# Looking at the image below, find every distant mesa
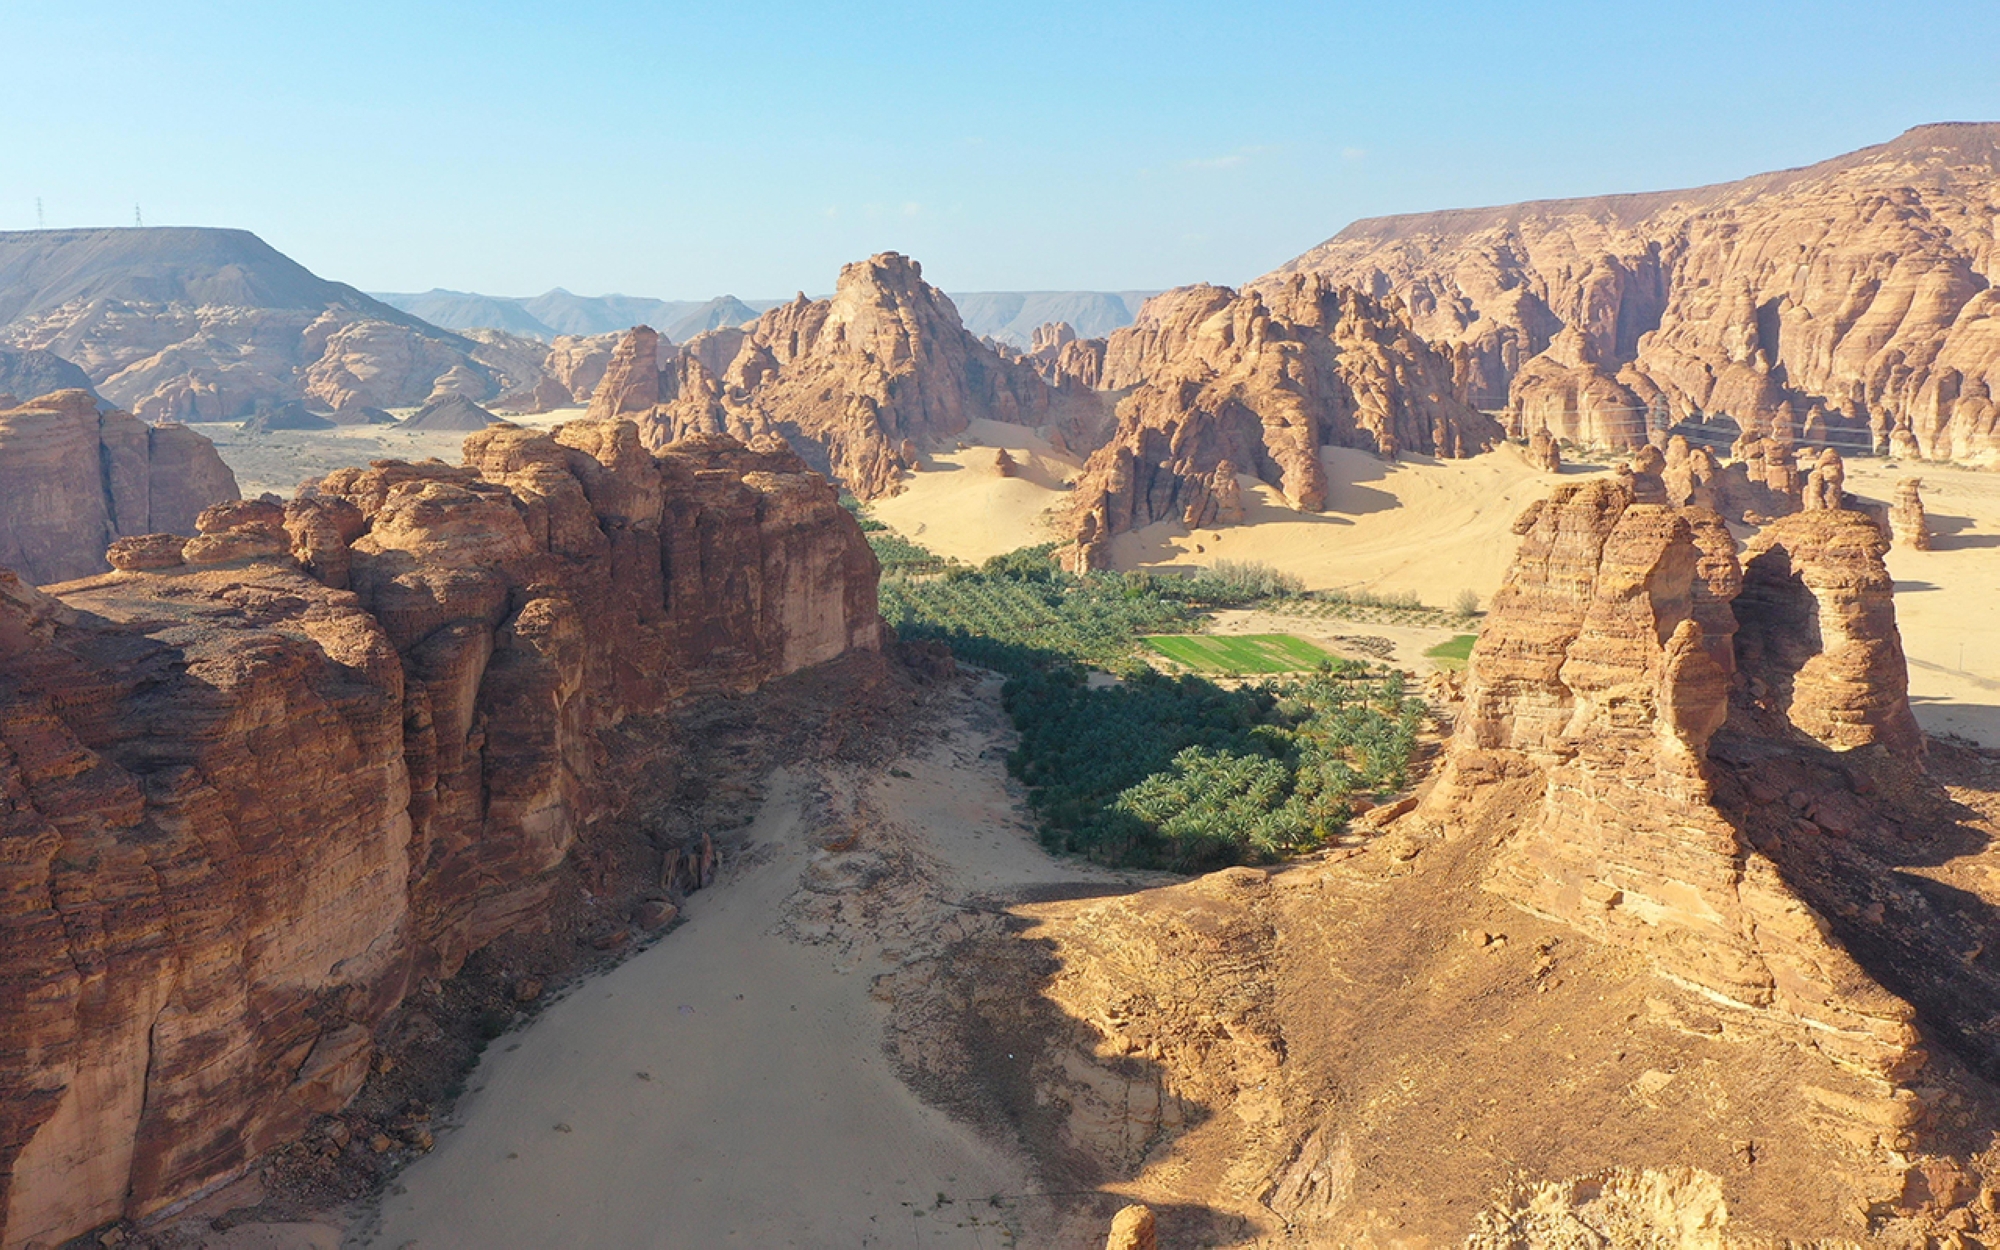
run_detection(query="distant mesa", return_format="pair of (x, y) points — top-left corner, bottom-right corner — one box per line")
(401, 393), (500, 431)
(0, 227), (568, 422)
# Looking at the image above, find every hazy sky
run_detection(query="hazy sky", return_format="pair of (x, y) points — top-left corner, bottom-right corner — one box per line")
(6, 1), (1998, 299)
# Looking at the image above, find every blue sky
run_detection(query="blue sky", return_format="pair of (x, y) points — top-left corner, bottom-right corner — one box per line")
(4, 1), (1997, 298)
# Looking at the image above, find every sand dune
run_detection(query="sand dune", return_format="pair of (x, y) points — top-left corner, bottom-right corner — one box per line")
(867, 419), (1081, 562)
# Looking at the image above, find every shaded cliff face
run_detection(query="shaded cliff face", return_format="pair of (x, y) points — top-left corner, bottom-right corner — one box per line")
(1435, 479), (1973, 1137)
(0, 389), (238, 584)
(1059, 275), (1502, 566)
(0, 419), (880, 1246)
(1269, 123), (2000, 461)
(588, 253), (1100, 500)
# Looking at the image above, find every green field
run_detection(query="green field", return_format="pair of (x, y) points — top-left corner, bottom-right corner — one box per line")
(1424, 634), (1478, 669)
(1143, 633), (1335, 674)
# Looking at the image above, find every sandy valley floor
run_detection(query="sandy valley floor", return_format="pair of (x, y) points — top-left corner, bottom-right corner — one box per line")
(353, 678), (1133, 1249)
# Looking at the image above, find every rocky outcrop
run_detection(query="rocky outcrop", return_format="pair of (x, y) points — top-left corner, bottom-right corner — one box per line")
(1269, 123), (2000, 461)
(544, 332), (622, 404)
(0, 389), (239, 584)
(1435, 478), (1933, 1143)
(1057, 276), (1501, 566)
(593, 254), (1098, 500)
(1891, 477), (1932, 549)
(584, 325), (664, 420)
(0, 419), (881, 1246)
(1527, 426), (1562, 472)
(1105, 1205), (1158, 1250)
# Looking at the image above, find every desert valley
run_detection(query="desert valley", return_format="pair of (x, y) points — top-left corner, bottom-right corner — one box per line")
(7, 62), (2000, 1250)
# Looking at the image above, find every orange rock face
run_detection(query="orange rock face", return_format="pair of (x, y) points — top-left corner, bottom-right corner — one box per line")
(0, 419), (881, 1245)
(0, 389), (239, 584)
(1270, 123), (2000, 461)
(1058, 276), (1501, 565)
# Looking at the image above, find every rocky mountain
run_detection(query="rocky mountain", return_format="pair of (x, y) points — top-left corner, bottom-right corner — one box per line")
(1058, 275), (1503, 567)
(372, 289), (778, 343)
(0, 229), (547, 420)
(377, 287), (1152, 350)
(1265, 122), (2000, 462)
(588, 252), (1100, 498)
(950, 290), (1156, 347)
(0, 419), (881, 1246)
(0, 389), (238, 584)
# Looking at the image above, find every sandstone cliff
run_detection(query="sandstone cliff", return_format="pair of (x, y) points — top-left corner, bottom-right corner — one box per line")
(0, 389), (239, 584)
(0, 418), (880, 1246)
(1268, 123), (2000, 462)
(586, 253), (1099, 500)
(1058, 276), (1501, 566)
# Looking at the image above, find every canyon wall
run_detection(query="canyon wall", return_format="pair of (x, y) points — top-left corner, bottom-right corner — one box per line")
(1059, 275), (1502, 567)
(1269, 123), (2000, 461)
(0, 389), (238, 585)
(0, 419), (880, 1247)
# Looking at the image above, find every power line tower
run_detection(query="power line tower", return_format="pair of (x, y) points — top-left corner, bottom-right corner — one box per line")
(36, 197), (44, 229)
(134, 204), (143, 228)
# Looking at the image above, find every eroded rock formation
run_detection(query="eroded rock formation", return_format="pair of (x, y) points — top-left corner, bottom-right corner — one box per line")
(0, 389), (239, 584)
(586, 254), (1095, 501)
(1057, 276), (1501, 567)
(0, 419), (881, 1246)
(1892, 477), (1933, 549)
(1527, 426), (1562, 472)
(1442, 480), (1932, 1119)
(1269, 122), (2000, 461)
(937, 474), (1994, 1243)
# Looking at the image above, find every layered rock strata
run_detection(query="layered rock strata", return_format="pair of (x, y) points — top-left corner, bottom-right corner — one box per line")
(0, 419), (880, 1246)
(0, 389), (239, 584)
(1270, 123), (2000, 460)
(1435, 478), (1932, 1135)
(1058, 277), (1501, 567)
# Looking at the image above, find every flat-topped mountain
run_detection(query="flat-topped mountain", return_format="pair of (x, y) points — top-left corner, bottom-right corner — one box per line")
(1264, 122), (2000, 461)
(0, 227), (428, 329)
